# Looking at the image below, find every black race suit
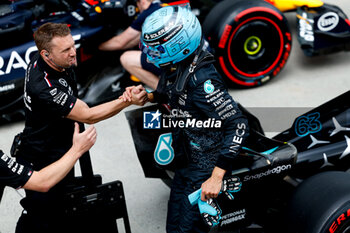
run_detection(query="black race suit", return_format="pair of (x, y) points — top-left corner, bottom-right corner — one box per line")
(153, 48), (249, 233)
(15, 53), (77, 233)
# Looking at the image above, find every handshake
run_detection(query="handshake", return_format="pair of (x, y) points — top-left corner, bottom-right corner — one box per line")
(119, 85), (149, 106)
(188, 177), (242, 227)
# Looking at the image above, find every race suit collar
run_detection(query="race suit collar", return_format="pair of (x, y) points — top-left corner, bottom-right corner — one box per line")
(173, 40), (215, 94)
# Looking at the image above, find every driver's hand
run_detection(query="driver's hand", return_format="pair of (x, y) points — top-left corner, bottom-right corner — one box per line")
(130, 85), (148, 106)
(119, 86), (135, 102)
(201, 175), (222, 201)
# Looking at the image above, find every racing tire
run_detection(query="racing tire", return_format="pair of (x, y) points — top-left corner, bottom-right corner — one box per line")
(203, 0), (292, 87)
(286, 171), (350, 233)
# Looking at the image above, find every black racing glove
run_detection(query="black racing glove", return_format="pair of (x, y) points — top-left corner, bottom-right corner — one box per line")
(188, 189), (222, 228)
(221, 177), (242, 201)
(200, 198), (222, 227)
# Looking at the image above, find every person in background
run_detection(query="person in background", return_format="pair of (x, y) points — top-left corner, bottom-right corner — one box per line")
(99, 0), (163, 90)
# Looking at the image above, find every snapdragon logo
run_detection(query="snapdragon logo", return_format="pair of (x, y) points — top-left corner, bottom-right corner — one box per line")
(243, 164), (292, 182)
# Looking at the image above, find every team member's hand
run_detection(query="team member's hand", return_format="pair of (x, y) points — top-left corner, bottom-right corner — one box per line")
(130, 85), (148, 106)
(120, 86), (135, 102)
(120, 85), (148, 105)
(72, 123), (97, 156)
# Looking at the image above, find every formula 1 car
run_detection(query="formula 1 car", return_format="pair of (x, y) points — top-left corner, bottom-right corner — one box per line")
(0, 0), (349, 121)
(202, 0), (350, 87)
(125, 90), (350, 233)
(0, 0), (141, 123)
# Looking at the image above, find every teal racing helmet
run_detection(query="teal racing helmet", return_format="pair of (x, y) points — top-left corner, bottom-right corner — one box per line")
(141, 5), (202, 68)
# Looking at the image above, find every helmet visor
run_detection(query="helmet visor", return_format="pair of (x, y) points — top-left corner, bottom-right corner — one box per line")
(140, 43), (166, 61)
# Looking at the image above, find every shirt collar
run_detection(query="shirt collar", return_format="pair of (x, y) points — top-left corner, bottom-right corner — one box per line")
(37, 54), (65, 79)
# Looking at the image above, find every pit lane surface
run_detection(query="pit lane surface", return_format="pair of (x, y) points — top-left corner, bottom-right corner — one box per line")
(0, 0), (349, 232)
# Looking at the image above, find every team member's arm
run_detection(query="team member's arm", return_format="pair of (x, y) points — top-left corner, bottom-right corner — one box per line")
(23, 123), (96, 192)
(98, 27), (141, 51)
(67, 85), (147, 124)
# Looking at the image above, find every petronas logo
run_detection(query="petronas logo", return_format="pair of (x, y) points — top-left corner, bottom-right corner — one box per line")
(154, 133), (174, 165)
(204, 80), (214, 94)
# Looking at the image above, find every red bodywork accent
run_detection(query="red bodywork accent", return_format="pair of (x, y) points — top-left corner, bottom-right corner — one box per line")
(167, 0), (190, 6)
(227, 16), (284, 78)
(80, 48), (92, 63)
(346, 19), (350, 26)
(85, 0), (99, 6)
(235, 7), (283, 22)
(264, 0), (275, 5)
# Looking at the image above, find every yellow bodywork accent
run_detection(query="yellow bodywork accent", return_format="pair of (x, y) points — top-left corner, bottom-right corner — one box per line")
(130, 75), (141, 82)
(95, 6), (102, 13)
(266, 0), (324, 12)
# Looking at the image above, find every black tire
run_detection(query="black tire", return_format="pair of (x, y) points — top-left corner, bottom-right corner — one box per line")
(286, 171), (350, 233)
(203, 0), (292, 88)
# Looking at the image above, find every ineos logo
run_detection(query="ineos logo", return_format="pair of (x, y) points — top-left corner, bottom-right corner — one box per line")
(317, 12), (339, 32)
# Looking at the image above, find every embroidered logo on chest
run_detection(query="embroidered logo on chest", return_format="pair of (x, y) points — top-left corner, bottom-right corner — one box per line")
(59, 78), (68, 87)
(178, 93), (187, 106)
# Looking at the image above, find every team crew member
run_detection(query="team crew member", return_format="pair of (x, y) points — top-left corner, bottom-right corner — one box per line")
(15, 22), (147, 233)
(99, 0), (162, 90)
(125, 6), (250, 232)
(0, 123), (96, 199)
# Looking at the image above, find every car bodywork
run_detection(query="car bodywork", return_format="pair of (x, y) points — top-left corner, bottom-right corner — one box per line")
(0, 0), (350, 120)
(125, 90), (350, 231)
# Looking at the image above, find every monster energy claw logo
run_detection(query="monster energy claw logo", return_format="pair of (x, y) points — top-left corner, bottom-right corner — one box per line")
(204, 80), (215, 94)
(154, 133), (174, 165)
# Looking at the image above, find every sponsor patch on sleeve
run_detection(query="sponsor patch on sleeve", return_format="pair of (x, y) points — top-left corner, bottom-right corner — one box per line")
(204, 80), (215, 94)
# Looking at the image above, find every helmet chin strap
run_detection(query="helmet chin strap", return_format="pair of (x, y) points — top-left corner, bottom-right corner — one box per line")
(174, 39), (215, 94)
(189, 39), (209, 72)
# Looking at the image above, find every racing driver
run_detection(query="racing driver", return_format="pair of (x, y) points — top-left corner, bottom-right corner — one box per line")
(124, 6), (250, 232)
